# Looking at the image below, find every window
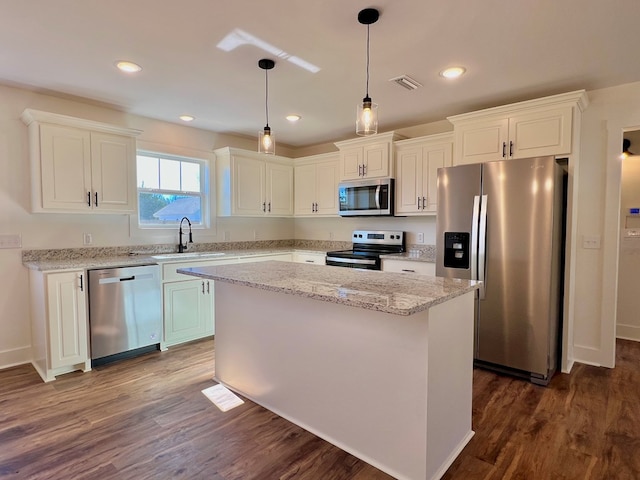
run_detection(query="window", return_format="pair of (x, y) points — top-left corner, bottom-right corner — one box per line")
(136, 152), (209, 227)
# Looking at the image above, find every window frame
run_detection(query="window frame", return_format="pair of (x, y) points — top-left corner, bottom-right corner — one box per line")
(135, 150), (211, 229)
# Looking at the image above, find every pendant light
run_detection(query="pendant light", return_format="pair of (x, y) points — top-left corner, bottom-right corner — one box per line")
(356, 8), (380, 136)
(258, 58), (275, 154)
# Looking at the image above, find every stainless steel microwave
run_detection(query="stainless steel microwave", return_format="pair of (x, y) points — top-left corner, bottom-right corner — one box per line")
(338, 177), (394, 216)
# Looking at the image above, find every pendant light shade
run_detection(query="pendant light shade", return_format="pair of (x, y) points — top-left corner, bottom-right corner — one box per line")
(356, 8), (380, 136)
(258, 58), (275, 154)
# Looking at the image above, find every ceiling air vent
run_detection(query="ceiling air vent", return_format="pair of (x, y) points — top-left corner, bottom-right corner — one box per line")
(389, 75), (422, 91)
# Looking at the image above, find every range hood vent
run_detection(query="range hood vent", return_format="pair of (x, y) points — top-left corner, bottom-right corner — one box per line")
(389, 75), (422, 91)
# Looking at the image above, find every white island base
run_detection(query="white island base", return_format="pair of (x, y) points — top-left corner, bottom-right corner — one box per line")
(213, 282), (475, 480)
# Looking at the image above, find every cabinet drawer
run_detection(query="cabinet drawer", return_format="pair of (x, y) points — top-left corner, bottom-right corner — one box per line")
(293, 253), (326, 265)
(382, 259), (436, 276)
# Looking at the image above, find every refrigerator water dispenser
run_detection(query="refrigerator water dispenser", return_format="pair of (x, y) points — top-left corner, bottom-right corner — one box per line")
(443, 232), (470, 269)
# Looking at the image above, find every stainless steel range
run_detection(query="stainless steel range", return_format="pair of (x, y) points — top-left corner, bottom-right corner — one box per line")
(326, 230), (405, 270)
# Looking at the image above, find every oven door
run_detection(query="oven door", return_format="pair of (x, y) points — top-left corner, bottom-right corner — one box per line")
(325, 252), (380, 270)
(338, 178), (394, 216)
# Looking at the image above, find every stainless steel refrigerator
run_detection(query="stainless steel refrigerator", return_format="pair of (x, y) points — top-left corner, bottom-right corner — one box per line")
(436, 156), (564, 385)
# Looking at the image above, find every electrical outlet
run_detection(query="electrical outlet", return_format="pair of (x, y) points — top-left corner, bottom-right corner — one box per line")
(83, 233), (93, 245)
(253, 230), (259, 241)
(223, 231), (230, 241)
(582, 235), (601, 249)
(417, 232), (424, 244)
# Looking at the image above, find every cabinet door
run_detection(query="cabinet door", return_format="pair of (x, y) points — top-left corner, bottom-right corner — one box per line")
(294, 164), (316, 215)
(90, 132), (136, 212)
(46, 271), (88, 369)
(40, 124), (92, 211)
(395, 147), (422, 214)
(453, 118), (509, 165)
(163, 279), (213, 347)
(363, 141), (390, 177)
(233, 156), (266, 215)
(266, 162), (294, 216)
(340, 147), (363, 180)
(314, 160), (339, 215)
(423, 142), (452, 212)
(508, 106), (572, 158)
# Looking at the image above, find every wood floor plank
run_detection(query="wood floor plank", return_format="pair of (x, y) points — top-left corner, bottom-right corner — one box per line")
(1, 338), (639, 479)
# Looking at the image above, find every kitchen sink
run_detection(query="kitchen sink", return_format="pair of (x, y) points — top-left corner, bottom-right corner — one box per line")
(151, 252), (226, 260)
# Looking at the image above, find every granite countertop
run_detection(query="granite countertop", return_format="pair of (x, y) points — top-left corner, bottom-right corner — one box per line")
(22, 248), (327, 271)
(178, 261), (479, 316)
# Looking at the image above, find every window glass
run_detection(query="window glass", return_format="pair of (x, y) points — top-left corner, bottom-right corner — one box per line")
(136, 152), (207, 227)
(136, 155), (159, 189)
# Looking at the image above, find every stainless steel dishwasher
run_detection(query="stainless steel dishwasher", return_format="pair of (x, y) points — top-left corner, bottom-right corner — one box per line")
(88, 264), (162, 364)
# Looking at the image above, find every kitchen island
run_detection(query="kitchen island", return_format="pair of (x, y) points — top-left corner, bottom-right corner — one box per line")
(178, 261), (479, 480)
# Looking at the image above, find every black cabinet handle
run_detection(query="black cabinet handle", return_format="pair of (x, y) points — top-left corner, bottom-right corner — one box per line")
(202, 281), (205, 294)
(262, 202), (266, 212)
(206, 281), (210, 294)
(268, 202), (271, 212)
(502, 142), (507, 158)
(79, 274), (84, 291)
(509, 141), (514, 157)
(94, 191), (99, 207)
(87, 191), (91, 207)
(402, 269), (416, 273)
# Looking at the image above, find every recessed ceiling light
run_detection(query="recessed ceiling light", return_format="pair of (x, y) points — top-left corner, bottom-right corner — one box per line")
(286, 114), (301, 122)
(440, 66), (466, 79)
(115, 61), (142, 73)
(179, 115), (195, 122)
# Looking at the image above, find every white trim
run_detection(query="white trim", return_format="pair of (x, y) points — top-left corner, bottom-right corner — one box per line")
(0, 345), (32, 370)
(616, 324), (640, 342)
(573, 344), (604, 367)
(20, 109), (142, 136)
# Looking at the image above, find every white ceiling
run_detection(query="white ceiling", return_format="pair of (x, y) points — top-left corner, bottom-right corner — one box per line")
(2, 0), (640, 149)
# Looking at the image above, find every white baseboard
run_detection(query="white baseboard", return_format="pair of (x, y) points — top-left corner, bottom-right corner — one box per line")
(572, 344), (603, 367)
(616, 324), (640, 342)
(0, 345), (32, 370)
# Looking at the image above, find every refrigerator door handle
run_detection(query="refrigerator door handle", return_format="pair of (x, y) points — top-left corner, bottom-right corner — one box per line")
(478, 194), (489, 299)
(471, 195), (481, 281)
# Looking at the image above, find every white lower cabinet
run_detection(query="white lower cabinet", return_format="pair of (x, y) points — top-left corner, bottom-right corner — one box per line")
(163, 279), (214, 347)
(161, 257), (238, 347)
(382, 259), (436, 276)
(29, 269), (90, 382)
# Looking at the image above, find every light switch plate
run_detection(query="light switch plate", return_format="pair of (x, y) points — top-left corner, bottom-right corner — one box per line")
(0, 234), (22, 249)
(582, 235), (601, 249)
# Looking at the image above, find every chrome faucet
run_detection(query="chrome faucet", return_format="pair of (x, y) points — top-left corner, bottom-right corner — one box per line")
(178, 216), (193, 253)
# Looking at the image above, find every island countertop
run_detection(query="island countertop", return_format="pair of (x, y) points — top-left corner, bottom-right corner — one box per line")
(178, 261), (479, 316)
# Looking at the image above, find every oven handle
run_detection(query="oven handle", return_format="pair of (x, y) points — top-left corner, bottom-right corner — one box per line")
(375, 185), (381, 209)
(326, 256), (377, 265)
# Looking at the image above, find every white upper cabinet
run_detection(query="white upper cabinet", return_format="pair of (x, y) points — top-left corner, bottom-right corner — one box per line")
(448, 91), (589, 166)
(214, 147), (294, 217)
(294, 153), (339, 216)
(21, 109), (141, 213)
(335, 131), (405, 180)
(395, 133), (453, 215)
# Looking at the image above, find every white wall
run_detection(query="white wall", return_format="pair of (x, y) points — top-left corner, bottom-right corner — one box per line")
(573, 81), (640, 367)
(3, 80), (640, 372)
(0, 84), (295, 368)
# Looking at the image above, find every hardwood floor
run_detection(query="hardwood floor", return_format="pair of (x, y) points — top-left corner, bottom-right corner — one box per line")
(1, 338), (639, 480)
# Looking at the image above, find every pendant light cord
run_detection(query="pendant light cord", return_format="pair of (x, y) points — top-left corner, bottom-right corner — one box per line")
(265, 68), (270, 127)
(365, 24), (370, 98)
